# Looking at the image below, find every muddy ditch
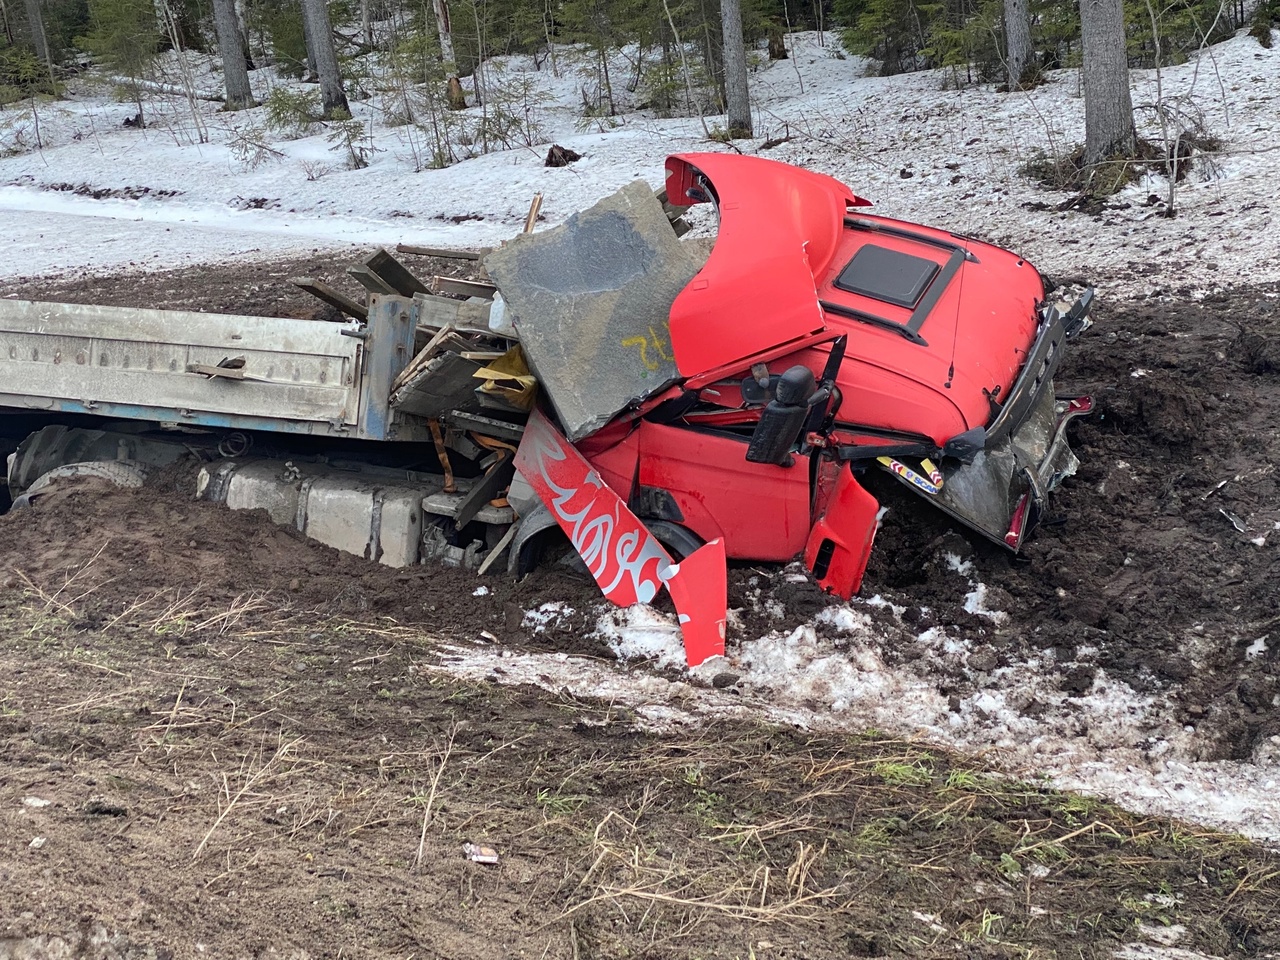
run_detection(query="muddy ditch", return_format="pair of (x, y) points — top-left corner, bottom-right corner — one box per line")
(2, 260), (1280, 957)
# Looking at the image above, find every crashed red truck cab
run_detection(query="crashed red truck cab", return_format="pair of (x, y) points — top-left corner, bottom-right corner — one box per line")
(506, 154), (1093, 663)
(0, 153), (1092, 670)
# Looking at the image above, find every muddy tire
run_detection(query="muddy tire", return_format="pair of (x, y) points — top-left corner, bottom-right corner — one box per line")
(11, 460), (151, 510)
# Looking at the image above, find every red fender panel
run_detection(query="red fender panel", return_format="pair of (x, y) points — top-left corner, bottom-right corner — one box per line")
(636, 421), (811, 562)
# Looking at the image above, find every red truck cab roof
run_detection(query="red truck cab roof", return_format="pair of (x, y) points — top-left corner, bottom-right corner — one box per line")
(664, 153), (1046, 444)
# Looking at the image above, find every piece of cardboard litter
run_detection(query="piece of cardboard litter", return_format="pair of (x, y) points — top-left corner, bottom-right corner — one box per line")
(463, 842), (499, 864)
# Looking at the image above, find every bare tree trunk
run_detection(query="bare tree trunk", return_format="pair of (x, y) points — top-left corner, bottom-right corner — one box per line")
(1003, 0), (1031, 89)
(234, 0), (255, 70)
(432, 0), (454, 66)
(213, 0), (254, 109)
(431, 0), (466, 109)
(301, 0), (349, 117)
(300, 4), (318, 80)
(1080, 0), (1136, 166)
(22, 0), (54, 79)
(720, 0), (752, 137)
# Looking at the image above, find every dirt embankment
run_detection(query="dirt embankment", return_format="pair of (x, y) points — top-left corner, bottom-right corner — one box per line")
(0, 481), (1277, 959)
(862, 285), (1280, 763)
(2, 261), (1279, 958)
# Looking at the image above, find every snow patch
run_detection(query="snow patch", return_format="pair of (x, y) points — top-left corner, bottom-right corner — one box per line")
(522, 602), (574, 634)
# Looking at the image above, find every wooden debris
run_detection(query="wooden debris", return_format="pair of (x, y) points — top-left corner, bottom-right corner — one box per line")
(392, 323), (457, 396)
(523, 193), (543, 233)
(390, 353), (484, 419)
(430, 277), (498, 300)
(354, 248), (430, 298)
(445, 410), (524, 443)
(347, 264), (399, 296)
(475, 523), (518, 576)
(290, 277), (368, 321)
(413, 293), (493, 336)
(396, 244), (489, 261)
(453, 451), (515, 530)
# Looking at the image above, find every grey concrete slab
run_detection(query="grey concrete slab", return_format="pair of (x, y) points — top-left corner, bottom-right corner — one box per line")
(485, 181), (700, 441)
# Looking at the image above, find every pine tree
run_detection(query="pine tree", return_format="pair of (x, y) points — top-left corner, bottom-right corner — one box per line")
(212, 0), (253, 108)
(23, 0), (53, 77)
(300, 0), (348, 117)
(78, 0), (160, 119)
(1003, 0), (1030, 87)
(721, 0), (751, 136)
(1080, 0), (1136, 167)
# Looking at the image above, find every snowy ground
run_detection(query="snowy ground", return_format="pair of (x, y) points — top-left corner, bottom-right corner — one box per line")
(1, 30), (1277, 295)
(3, 30), (1280, 850)
(469, 567), (1280, 846)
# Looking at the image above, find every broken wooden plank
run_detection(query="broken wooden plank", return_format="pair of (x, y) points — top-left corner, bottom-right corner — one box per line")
(362, 248), (430, 297)
(290, 277), (368, 321)
(389, 352), (484, 419)
(431, 276), (498, 300)
(396, 244), (490, 261)
(347, 264), (399, 296)
(413, 292), (493, 333)
(453, 451), (515, 530)
(523, 193), (543, 234)
(444, 410), (525, 443)
(391, 323), (456, 396)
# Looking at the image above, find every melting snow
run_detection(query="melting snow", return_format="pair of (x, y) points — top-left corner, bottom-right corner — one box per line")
(521, 602), (574, 634)
(496, 588), (1280, 843)
(3, 33), (1278, 301)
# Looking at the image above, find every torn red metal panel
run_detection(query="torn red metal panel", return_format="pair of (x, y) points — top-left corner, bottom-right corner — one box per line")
(574, 421), (640, 501)
(664, 154), (868, 377)
(514, 409), (726, 665)
(803, 464), (880, 600)
(515, 410), (667, 606)
(663, 538), (727, 667)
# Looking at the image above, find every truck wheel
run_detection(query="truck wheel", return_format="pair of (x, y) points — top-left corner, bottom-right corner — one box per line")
(644, 520), (703, 561)
(10, 460), (151, 510)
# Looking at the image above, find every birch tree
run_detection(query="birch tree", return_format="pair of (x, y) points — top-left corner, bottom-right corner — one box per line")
(300, 0), (348, 117)
(1003, 0), (1031, 89)
(721, 0), (752, 137)
(212, 0), (254, 109)
(431, 0), (466, 109)
(1080, 0), (1136, 165)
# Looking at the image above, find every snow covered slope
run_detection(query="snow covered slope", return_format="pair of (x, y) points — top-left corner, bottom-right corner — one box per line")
(2, 30), (1277, 298)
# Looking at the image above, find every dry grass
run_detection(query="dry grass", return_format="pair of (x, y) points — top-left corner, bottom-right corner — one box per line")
(0, 574), (1277, 959)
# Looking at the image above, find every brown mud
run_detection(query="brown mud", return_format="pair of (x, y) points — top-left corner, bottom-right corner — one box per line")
(1, 262), (1279, 958)
(863, 285), (1280, 763)
(6, 261), (1280, 761)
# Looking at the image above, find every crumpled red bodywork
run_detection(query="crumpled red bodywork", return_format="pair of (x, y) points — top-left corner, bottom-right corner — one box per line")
(664, 153), (1045, 445)
(515, 154), (1091, 666)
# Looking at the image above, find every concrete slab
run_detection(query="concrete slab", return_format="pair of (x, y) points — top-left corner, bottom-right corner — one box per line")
(485, 181), (700, 441)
